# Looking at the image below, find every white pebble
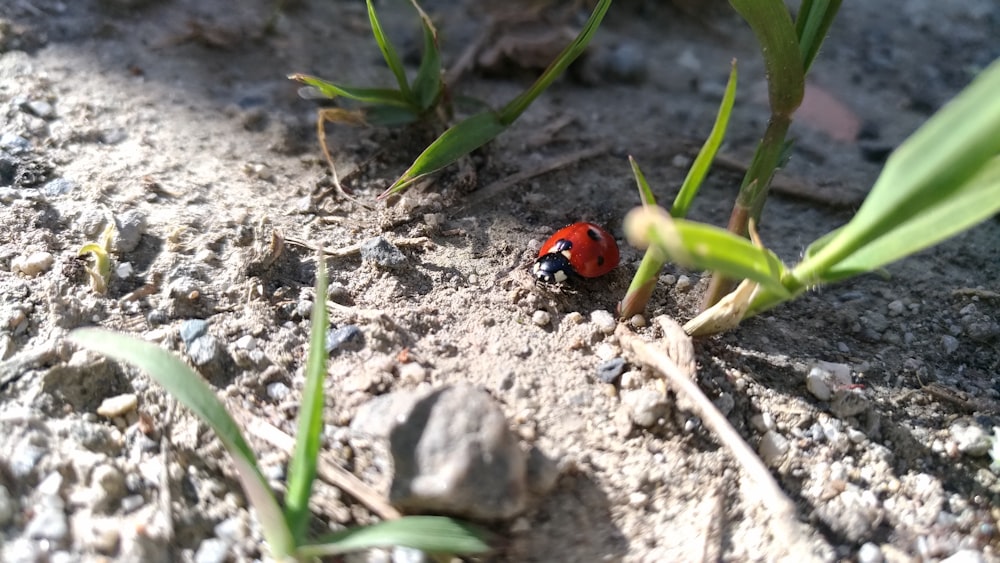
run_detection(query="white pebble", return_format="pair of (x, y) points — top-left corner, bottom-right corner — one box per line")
(758, 430), (789, 467)
(398, 362), (427, 384)
(531, 310), (551, 327)
(590, 310), (617, 335)
(115, 262), (133, 278)
(806, 361), (851, 401)
(12, 251), (54, 277)
(96, 394), (138, 418)
(675, 275), (692, 292)
(563, 311), (584, 325)
(629, 314), (646, 327)
(235, 335), (256, 351)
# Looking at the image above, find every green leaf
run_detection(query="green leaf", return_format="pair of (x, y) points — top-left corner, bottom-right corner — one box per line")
(67, 329), (295, 558)
(795, 0), (842, 73)
(284, 255), (330, 541)
(409, 0), (442, 111)
(799, 57), (1000, 278)
(366, 0), (412, 98)
(290, 74), (414, 109)
(365, 105), (424, 127)
(498, 0), (611, 124)
(728, 0), (803, 116)
(297, 516), (493, 557)
(629, 156), (657, 207)
(380, 111), (508, 198)
(624, 207), (790, 296)
(816, 155), (1000, 282)
(671, 60), (737, 219)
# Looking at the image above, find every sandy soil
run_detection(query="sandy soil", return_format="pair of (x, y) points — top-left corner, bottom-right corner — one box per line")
(1, 0), (998, 561)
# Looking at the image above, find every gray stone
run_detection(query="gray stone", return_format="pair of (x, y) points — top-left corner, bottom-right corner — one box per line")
(26, 501), (69, 542)
(194, 538), (230, 563)
(11, 251), (54, 277)
(0, 484), (15, 526)
(623, 389), (668, 428)
(42, 178), (75, 196)
(361, 237), (406, 269)
(858, 542), (883, 563)
(326, 325), (364, 353)
(596, 357), (626, 384)
(758, 430), (790, 467)
(179, 319), (208, 344)
(113, 210), (147, 253)
(186, 335), (219, 366)
(386, 384), (528, 520)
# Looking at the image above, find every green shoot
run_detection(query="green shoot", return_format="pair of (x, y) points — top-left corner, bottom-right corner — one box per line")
(78, 222), (116, 295)
(621, 57), (1000, 336)
(68, 254), (492, 559)
(618, 62), (737, 318)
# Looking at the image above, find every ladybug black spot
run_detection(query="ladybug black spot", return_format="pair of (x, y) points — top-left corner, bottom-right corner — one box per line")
(586, 227), (601, 241)
(597, 255), (605, 266)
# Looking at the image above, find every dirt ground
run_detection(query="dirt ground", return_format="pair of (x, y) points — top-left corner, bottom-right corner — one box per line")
(1, 0), (999, 561)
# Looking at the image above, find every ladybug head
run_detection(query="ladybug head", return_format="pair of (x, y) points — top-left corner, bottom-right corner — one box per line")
(532, 252), (573, 283)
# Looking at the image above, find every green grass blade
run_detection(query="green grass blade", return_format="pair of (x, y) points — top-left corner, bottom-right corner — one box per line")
(629, 156), (657, 206)
(498, 0), (611, 124)
(814, 156), (1000, 282)
(728, 0), (803, 116)
(366, 0), (412, 98)
(409, 0), (442, 111)
(671, 60), (737, 219)
(624, 207), (790, 296)
(296, 516), (493, 557)
(380, 111), (508, 198)
(284, 256), (330, 541)
(67, 329), (295, 557)
(798, 57), (1000, 278)
(795, 0), (842, 72)
(290, 74), (414, 109)
(365, 105), (424, 127)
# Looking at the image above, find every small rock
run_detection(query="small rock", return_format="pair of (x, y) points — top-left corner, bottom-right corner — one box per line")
(42, 178), (75, 196)
(361, 237), (407, 269)
(186, 335), (219, 366)
(941, 334), (960, 355)
(531, 310), (550, 327)
(857, 542), (883, 563)
(887, 300), (905, 316)
(23, 100), (54, 118)
(266, 382), (291, 401)
(940, 551), (985, 563)
(385, 385), (530, 520)
(806, 361), (852, 402)
(11, 251), (54, 277)
(0, 133), (31, 153)
(590, 310), (616, 335)
(623, 389), (668, 428)
(398, 362), (427, 385)
(596, 357), (626, 384)
(950, 424), (991, 456)
(629, 314), (646, 327)
(116, 262), (133, 278)
(120, 494), (145, 513)
(26, 502), (69, 542)
(830, 389), (870, 419)
(179, 319), (208, 345)
(758, 430), (790, 466)
(96, 394), (138, 418)
(675, 275), (693, 292)
(235, 335), (256, 350)
(326, 325), (364, 353)
(619, 370), (643, 390)
(750, 412), (775, 433)
(113, 210), (147, 253)
(87, 521), (121, 555)
(194, 538), (230, 563)
(601, 42), (646, 84)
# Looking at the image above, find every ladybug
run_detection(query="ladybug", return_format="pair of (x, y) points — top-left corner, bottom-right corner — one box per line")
(532, 222), (620, 283)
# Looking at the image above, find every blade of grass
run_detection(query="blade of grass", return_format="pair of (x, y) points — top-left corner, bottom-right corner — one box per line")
(795, 0), (843, 73)
(671, 60), (738, 219)
(379, 111), (508, 198)
(729, 0), (803, 117)
(617, 158), (663, 318)
(68, 329), (294, 557)
(498, 0), (611, 124)
(284, 255), (330, 541)
(296, 516), (493, 558)
(630, 156), (657, 207)
(290, 74), (414, 109)
(410, 0), (442, 111)
(366, 0), (412, 99)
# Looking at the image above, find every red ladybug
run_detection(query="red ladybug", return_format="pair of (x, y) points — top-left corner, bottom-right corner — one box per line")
(532, 222), (620, 283)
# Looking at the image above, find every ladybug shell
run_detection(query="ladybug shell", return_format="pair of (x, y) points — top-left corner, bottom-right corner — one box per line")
(533, 222), (620, 282)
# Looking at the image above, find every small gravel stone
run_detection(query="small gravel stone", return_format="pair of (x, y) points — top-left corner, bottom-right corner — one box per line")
(113, 209), (147, 253)
(42, 178), (75, 196)
(326, 325), (364, 353)
(266, 382), (291, 401)
(179, 319), (208, 345)
(399, 362), (427, 384)
(563, 311), (584, 325)
(806, 361), (852, 402)
(23, 99), (54, 118)
(531, 310), (551, 327)
(194, 538), (230, 563)
(596, 357), (626, 384)
(675, 275), (693, 292)
(120, 494), (145, 513)
(623, 389), (668, 428)
(941, 551), (985, 563)
(235, 335), (256, 350)
(361, 237), (407, 268)
(887, 300), (905, 316)
(758, 430), (790, 466)
(629, 314), (646, 327)
(603, 42), (647, 84)
(392, 546), (428, 563)
(590, 310), (616, 335)
(96, 393), (138, 418)
(11, 251), (54, 277)
(26, 502), (69, 542)
(187, 334), (219, 366)
(857, 542), (883, 563)
(750, 412), (775, 433)
(950, 424), (991, 456)
(941, 334), (960, 354)
(830, 389), (870, 419)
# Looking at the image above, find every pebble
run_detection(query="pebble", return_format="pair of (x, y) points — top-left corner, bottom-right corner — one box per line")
(235, 334), (256, 350)
(326, 325), (364, 353)
(602, 42), (647, 84)
(623, 389), (668, 428)
(531, 310), (551, 327)
(629, 314), (646, 328)
(619, 370), (643, 390)
(675, 275), (693, 292)
(857, 542), (883, 563)
(758, 430), (790, 466)
(42, 178), (75, 196)
(11, 251), (54, 277)
(941, 551), (985, 563)
(596, 357), (626, 384)
(950, 424), (991, 456)
(26, 501), (69, 543)
(563, 311), (584, 325)
(116, 262), (133, 278)
(750, 412), (775, 433)
(194, 538), (230, 563)
(96, 393), (138, 418)
(10, 436), (47, 478)
(887, 300), (905, 316)
(398, 362), (427, 384)
(120, 494), (145, 513)
(0, 132), (31, 152)
(266, 382), (291, 401)
(392, 546), (428, 563)
(179, 319), (208, 345)
(186, 335), (219, 366)
(0, 484), (14, 526)
(590, 310), (616, 335)
(830, 389), (870, 419)
(806, 361), (852, 402)
(23, 99), (54, 118)
(112, 210), (147, 253)
(360, 237), (407, 269)
(941, 334), (960, 355)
